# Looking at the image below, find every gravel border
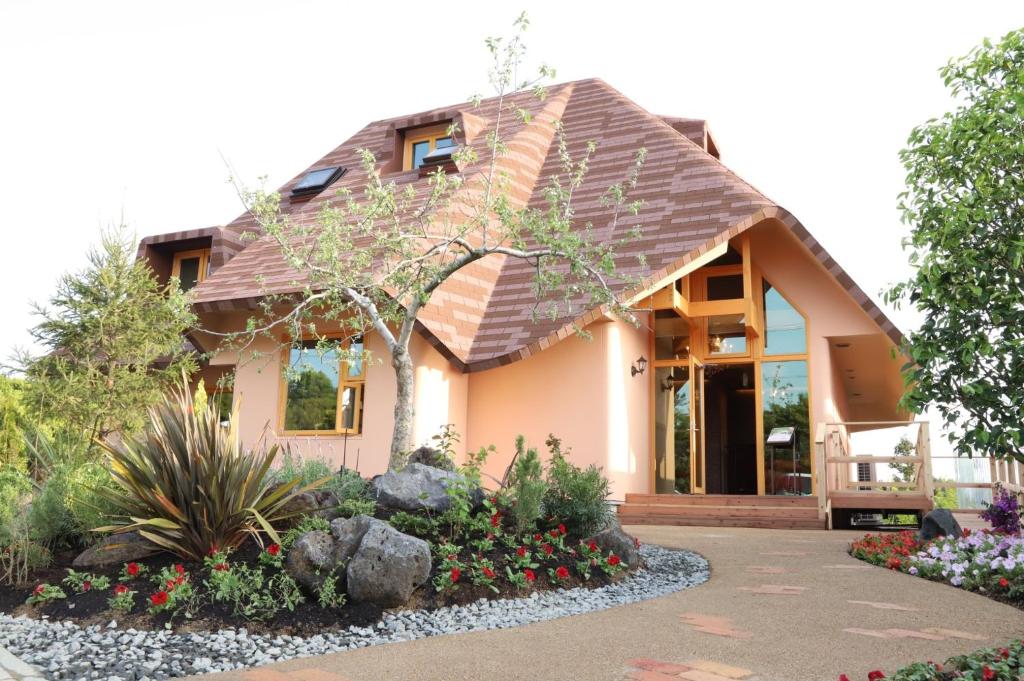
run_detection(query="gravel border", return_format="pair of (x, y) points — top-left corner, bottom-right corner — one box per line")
(0, 545), (708, 681)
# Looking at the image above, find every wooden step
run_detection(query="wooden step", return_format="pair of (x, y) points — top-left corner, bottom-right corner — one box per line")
(618, 512), (827, 530)
(623, 493), (818, 508)
(618, 504), (820, 520)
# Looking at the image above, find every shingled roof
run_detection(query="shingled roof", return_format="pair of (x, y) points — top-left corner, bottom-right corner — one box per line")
(186, 78), (900, 371)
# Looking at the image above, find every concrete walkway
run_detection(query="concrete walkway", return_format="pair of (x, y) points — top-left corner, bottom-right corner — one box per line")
(194, 526), (1024, 681)
(0, 645), (44, 681)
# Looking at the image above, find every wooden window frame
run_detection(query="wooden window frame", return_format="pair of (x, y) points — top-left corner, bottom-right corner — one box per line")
(278, 336), (367, 436)
(171, 249), (210, 289)
(402, 123), (453, 171)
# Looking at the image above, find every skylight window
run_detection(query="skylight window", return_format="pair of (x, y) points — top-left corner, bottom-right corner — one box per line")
(290, 166), (346, 197)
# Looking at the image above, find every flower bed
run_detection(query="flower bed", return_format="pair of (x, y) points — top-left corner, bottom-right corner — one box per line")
(849, 529), (1023, 607)
(838, 638), (1024, 680)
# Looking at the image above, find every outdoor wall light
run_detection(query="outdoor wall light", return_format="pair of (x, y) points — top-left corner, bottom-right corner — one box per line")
(631, 355), (648, 377)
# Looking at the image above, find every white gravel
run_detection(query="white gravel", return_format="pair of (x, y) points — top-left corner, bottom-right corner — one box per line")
(0, 545), (708, 681)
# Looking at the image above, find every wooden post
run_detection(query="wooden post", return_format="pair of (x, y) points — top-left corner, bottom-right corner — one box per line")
(919, 421), (935, 505)
(815, 423), (828, 521)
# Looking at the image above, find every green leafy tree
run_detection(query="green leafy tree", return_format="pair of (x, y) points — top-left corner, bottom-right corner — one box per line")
(886, 29), (1024, 462)
(889, 436), (917, 483)
(0, 376), (28, 468)
(16, 228), (197, 447)
(222, 15), (647, 469)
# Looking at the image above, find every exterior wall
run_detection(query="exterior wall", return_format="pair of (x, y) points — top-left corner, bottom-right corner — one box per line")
(749, 220), (888, 434)
(466, 315), (651, 501)
(207, 325), (468, 478)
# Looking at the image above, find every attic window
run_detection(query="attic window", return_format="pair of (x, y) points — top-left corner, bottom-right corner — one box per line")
(172, 249), (210, 292)
(291, 166), (346, 197)
(403, 124), (455, 170)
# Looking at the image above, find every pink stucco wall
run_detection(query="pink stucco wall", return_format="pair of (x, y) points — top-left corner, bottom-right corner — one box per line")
(207, 325), (467, 478)
(465, 315), (651, 501)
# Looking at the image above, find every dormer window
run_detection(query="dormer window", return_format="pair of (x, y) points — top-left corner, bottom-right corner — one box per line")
(404, 124), (455, 170)
(172, 249), (210, 291)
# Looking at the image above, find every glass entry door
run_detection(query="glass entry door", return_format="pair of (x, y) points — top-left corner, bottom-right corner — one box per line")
(690, 358), (706, 494)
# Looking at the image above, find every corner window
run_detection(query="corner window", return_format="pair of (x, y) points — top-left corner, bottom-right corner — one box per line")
(171, 249), (210, 292)
(282, 337), (365, 434)
(403, 124), (454, 170)
(763, 281), (807, 355)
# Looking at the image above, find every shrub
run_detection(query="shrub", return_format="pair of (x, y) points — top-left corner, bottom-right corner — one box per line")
(328, 467), (371, 502)
(337, 498), (375, 518)
(981, 485), (1022, 534)
(506, 436), (547, 535)
(542, 435), (610, 538)
(842, 638), (1024, 680)
(0, 465), (31, 546)
(98, 381), (326, 560)
(272, 451), (333, 489)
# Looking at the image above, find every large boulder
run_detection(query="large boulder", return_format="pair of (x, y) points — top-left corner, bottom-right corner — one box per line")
(371, 463), (465, 513)
(346, 523), (431, 608)
(73, 532), (161, 568)
(285, 530), (340, 594)
(406, 445), (455, 472)
(330, 514), (383, 564)
(587, 520), (642, 569)
(920, 509), (962, 542)
(277, 487), (342, 525)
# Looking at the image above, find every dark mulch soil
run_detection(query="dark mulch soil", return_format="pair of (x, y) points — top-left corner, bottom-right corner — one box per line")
(0, 527), (632, 635)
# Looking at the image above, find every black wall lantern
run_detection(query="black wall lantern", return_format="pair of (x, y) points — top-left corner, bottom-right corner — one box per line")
(630, 355), (648, 377)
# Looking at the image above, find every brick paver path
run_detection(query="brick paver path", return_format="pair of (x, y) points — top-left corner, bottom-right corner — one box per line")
(191, 525), (1024, 681)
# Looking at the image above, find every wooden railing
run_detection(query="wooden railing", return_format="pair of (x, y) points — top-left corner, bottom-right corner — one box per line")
(814, 420), (933, 524)
(814, 420), (1024, 523)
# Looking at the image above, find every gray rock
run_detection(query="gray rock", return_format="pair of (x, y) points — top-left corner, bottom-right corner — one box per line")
(920, 508), (962, 542)
(587, 520), (643, 569)
(72, 532), (162, 568)
(346, 523), (431, 608)
(330, 514), (383, 563)
(277, 487), (342, 525)
(406, 445), (455, 471)
(371, 463), (473, 512)
(285, 531), (340, 595)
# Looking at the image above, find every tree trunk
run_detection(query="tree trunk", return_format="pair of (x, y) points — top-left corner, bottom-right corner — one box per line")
(388, 345), (415, 470)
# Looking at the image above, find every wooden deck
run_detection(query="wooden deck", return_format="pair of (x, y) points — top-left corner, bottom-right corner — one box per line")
(618, 494), (827, 530)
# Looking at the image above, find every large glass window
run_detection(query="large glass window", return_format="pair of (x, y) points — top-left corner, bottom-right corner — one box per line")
(654, 366), (691, 493)
(763, 281), (806, 355)
(707, 314), (747, 355)
(283, 338), (365, 433)
(654, 312), (691, 361)
(762, 360), (810, 495)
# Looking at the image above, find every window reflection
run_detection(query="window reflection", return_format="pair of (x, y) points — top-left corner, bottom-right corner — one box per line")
(763, 281), (806, 355)
(762, 360), (811, 495)
(654, 366), (691, 493)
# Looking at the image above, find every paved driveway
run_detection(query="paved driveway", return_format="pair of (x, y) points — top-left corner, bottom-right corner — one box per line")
(194, 525), (1024, 681)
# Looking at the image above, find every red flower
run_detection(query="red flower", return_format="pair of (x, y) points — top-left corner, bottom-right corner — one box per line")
(166, 579), (177, 590)
(450, 567), (461, 582)
(999, 577), (1009, 588)
(558, 523), (566, 536)
(588, 541), (599, 552)
(32, 584), (45, 595)
(838, 676), (850, 681)
(555, 566), (569, 580)
(267, 544), (281, 556)
(542, 544), (554, 556)
(126, 562), (140, 577)
(982, 665), (995, 681)
(867, 672), (885, 681)
(213, 562), (229, 572)
(607, 554), (621, 566)
(549, 529), (560, 539)
(533, 533), (542, 542)
(482, 567), (496, 579)
(524, 569), (536, 582)
(486, 533), (495, 541)
(516, 546), (527, 558)
(174, 564), (185, 575)
(150, 591), (168, 606)
(1000, 648), (1010, 659)
(113, 584), (129, 596)
(490, 513), (501, 528)
(82, 581), (92, 592)
(207, 545), (219, 556)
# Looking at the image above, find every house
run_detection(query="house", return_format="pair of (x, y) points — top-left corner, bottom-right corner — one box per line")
(138, 78), (937, 529)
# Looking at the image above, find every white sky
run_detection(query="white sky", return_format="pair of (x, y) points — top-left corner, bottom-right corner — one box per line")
(1, 1), (1021, 472)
